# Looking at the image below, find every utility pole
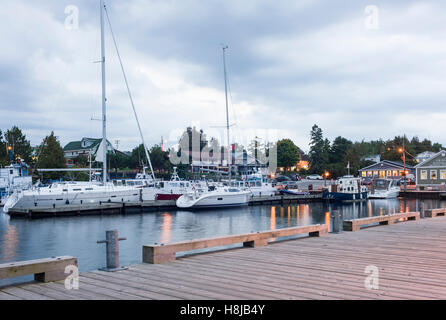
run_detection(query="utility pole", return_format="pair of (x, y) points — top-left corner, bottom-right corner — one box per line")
(403, 134), (407, 193)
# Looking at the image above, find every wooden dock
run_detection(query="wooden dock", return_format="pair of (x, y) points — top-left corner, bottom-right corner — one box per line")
(1, 215), (446, 299)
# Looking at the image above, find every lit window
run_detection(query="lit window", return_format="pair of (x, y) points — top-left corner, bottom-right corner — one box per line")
(441, 170), (446, 180)
(373, 170), (379, 177)
(430, 170), (438, 180)
(386, 170), (392, 177)
(392, 170), (398, 176)
(421, 170), (427, 180)
(367, 171), (372, 177)
(361, 171), (366, 177)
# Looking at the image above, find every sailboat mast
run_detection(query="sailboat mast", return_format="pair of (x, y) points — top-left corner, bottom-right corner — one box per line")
(222, 45), (231, 183)
(100, 0), (107, 184)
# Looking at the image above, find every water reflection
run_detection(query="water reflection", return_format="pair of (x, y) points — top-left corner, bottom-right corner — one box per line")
(160, 213), (172, 244)
(1, 225), (18, 261)
(270, 207), (276, 230)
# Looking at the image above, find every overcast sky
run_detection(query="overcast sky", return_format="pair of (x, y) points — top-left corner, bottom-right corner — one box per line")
(1, 0), (446, 152)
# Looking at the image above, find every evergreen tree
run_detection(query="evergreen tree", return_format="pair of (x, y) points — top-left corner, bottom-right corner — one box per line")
(309, 125), (329, 174)
(5, 126), (33, 164)
(36, 131), (66, 180)
(0, 130), (7, 166)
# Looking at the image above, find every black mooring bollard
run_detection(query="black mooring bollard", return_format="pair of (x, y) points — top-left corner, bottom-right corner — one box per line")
(97, 230), (128, 272)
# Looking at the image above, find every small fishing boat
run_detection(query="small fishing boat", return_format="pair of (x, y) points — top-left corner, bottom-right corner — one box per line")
(369, 179), (400, 199)
(323, 175), (368, 202)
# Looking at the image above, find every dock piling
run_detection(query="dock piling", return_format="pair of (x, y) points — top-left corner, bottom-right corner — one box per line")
(331, 209), (341, 233)
(97, 230), (128, 272)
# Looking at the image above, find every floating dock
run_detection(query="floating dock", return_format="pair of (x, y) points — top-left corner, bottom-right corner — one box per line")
(399, 190), (446, 200)
(1, 212), (446, 299)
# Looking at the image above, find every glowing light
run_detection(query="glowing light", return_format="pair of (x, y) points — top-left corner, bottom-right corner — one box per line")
(160, 213), (172, 244)
(270, 207), (276, 230)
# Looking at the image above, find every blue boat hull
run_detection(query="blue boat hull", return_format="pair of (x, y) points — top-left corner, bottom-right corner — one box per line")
(323, 191), (368, 202)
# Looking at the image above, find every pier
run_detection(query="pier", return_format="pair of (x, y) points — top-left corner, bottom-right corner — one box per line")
(1, 212), (446, 299)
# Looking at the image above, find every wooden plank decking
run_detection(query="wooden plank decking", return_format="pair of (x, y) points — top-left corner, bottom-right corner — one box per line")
(1, 216), (446, 300)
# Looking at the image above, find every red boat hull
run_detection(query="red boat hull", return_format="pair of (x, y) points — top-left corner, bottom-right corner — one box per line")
(156, 194), (182, 201)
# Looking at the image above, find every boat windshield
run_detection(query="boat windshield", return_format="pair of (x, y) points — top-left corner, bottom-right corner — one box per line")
(373, 179), (391, 190)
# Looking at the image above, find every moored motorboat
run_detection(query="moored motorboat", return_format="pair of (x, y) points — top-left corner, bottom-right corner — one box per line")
(231, 173), (277, 197)
(176, 187), (250, 209)
(369, 179), (400, 199)
(323, 175), (368, 202)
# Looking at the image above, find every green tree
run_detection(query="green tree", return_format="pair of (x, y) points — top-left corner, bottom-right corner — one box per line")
(35, 131), (66, 180)
(5, 126), (33, 164)
(108, 152), (131, 172)
(0, 130), (7, 166)
(149, 145), (171, 172)
(326, 136), (353, 177)
(309, 125), (329, 174)
(277, 139), (300, 172)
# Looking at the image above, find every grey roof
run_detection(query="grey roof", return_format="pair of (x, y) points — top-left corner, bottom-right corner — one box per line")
(414, 150), (446, 168)
(359, 160), (414, 171)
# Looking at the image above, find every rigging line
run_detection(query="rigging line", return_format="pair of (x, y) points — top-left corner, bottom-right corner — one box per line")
(104, 5), (155, 180)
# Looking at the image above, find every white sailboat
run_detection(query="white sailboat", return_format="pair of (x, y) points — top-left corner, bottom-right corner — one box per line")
(3, 1), (157, 215)
(176, 46), (250, 209)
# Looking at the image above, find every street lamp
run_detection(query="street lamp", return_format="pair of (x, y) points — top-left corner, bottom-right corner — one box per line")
(324, 171), (330, 186)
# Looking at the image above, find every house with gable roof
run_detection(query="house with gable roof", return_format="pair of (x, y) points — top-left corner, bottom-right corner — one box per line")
(415, 150), (446, 187)
(358, 160), (415, 179)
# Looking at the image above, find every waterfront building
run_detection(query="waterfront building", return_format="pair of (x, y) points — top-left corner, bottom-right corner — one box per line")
(359, 160), (415, 179)
(415, 150), (446, 188)
(63, 137), (115, 167)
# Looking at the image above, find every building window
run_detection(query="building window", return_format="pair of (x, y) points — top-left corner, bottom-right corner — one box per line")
(392, 170), (398, 176)
(421, 170), (427, 180)
(373, 170), (379, 177)
(361, 171), (366, 177)
(441, 170), (446, 180)
(430, 170), (438, 180)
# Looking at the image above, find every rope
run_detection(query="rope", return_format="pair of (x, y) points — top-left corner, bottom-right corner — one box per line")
(103, 4), (156, 180)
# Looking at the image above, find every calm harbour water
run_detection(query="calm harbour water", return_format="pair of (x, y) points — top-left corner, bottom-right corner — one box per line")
(0, 198), (444, 286)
